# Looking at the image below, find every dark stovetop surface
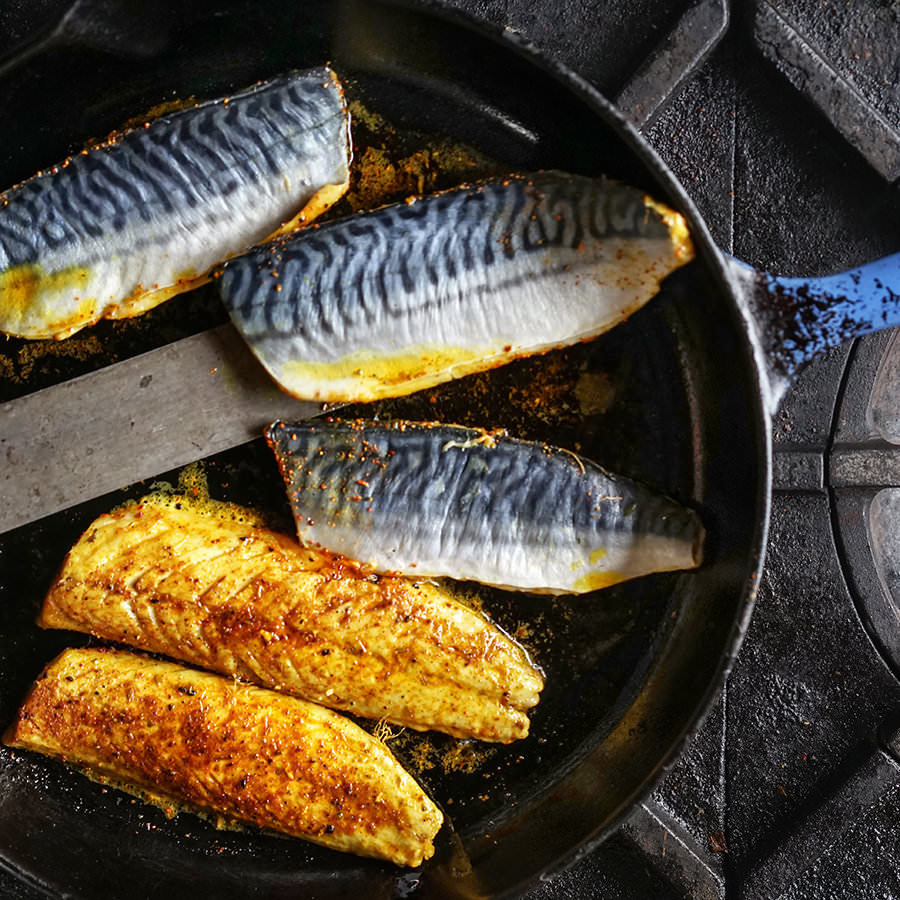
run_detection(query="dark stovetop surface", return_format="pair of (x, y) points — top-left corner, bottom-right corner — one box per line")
(2, 2), (900, 898)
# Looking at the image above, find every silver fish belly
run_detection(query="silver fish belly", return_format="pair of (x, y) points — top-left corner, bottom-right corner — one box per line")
(0, 67), (350, 340)
(267, 420), (705, 595)
(219, 171), (694, 402)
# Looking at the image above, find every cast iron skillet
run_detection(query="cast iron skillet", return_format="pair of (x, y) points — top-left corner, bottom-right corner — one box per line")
(1, 1), (897, 898)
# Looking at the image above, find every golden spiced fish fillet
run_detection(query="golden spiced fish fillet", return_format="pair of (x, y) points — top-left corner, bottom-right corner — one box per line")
(4, 647), (442, 867)
(39, 495), (543, 743)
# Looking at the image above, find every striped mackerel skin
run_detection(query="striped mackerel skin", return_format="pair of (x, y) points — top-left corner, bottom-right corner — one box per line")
(221, 171), (694, 401)
(267, 420), (704, 595)
(0, 67), (350, 339)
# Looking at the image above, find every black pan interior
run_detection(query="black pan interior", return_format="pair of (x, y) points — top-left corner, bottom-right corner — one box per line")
(0, 2), (768, 897)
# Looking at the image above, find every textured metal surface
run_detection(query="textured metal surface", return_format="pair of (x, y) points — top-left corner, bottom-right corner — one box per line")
(720, 11), (900, 893)
(752, 0), (900, 182)
(430, 0), (708, 103)
(614, 0), (728, 131)
(829, 331), (900, 685)
(740, 735), (900, 899)
(0, 325), (317, 532)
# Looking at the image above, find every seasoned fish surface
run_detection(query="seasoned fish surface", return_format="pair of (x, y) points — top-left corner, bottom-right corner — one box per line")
(4, 647), (442, 867)
(39, 496), (543, 743)
(0, 67), (350, 339)
(268, 420), (705, 595)
(219, 171), (694, 401)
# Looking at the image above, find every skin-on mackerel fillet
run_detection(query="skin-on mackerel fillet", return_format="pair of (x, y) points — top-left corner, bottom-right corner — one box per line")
(38, 496), (543, 743)
(219, 170), (694, 401)
(268, 419), (704, 595)
(0, 66), (350, 339)
(4, 647), (443, 867)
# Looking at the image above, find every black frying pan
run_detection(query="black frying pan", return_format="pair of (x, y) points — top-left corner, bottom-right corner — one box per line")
(0, 1), (895, 898)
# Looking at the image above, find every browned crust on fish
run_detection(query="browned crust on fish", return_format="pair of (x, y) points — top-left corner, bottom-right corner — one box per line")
(3, 647), (442, 867)
(38, 496), (543, 743)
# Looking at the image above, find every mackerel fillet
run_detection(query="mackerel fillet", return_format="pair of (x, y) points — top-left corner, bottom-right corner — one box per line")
(0, 67), (350, 339)
(219, 171), (694, 401)
(39, 496), (543, 742)
(268, 420), (705, 594)
(4, 647), (442, 866)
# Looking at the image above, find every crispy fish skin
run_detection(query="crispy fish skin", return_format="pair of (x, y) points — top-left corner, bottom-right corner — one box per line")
(267, 420), (705, 595)
(3, 647), (442, 867)
(219, 170), (694, 401)
(0, 67), (350, 340)
(39, 496), (543, 743)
